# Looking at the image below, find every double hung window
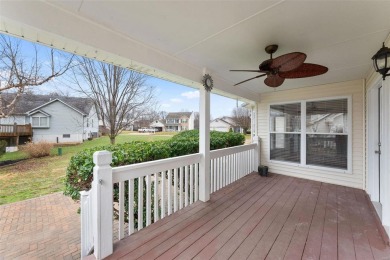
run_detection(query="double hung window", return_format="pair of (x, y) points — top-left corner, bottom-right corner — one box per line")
(270, 98), (349, 171)
(270, 103), (301, 163)
(32, 116), (49, 127)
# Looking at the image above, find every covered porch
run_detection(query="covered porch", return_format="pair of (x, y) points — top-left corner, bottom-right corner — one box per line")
(104, 173), (390, 260)
(1, 1), (390, 259)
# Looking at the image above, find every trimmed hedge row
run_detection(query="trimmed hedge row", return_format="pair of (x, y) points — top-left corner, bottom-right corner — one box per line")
(64, 130), (245, 200)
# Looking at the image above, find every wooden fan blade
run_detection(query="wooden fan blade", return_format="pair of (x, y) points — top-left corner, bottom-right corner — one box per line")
(279, 63), (328, 78)
(230, 70), (262, 72)
(234, 74), (266, 86)
(264, 74), (285, 88)
(271, 52), (307, 72)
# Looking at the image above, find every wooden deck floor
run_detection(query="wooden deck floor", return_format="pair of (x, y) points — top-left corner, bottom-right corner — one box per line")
(106, 173), (390, 260)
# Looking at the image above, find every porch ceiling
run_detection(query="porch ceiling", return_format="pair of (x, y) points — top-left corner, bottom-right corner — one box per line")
(1, 1), (390, 101)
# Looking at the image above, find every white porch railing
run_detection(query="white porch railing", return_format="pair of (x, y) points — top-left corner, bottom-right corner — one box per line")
(80, 139), (260, 259)
(210, 143), (258, 193)
(113, 153), (202, 239)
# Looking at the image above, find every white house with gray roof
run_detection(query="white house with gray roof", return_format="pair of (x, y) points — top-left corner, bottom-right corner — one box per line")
(0, 94), (99, 144)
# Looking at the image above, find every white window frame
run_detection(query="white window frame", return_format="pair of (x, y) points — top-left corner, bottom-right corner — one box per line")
(269, 101), (302, 165)
(269, 96), (352, 174)
(31, 116), (50, 128)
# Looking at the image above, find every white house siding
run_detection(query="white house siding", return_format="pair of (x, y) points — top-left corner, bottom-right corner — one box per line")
(0, 115), (26, 125)
(210, 120), (231, 132)
(188, 112), (195, 130)
(257, 80), (365, 189)
(84, 105), (99, 138)
(32, 101), (86, 143)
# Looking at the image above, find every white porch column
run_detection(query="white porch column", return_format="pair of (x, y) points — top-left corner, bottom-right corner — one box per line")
(199, 86), (211, 202)
(252, 136), (261, 172)
(92, 151), (113, 259)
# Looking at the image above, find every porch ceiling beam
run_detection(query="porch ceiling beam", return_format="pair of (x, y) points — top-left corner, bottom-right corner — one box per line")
(0, 1), (259, 103)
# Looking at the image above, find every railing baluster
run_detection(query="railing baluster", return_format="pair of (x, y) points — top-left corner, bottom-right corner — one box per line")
(215, 158), (221, 190)
(185, 165), (189, 207)
(227, 155), (231, 185)
(190, 164), (194, 204)
(246, 151), (248, 175)
(210, 159), (214, 193)
(234, 154), (238, 180)
(154, 173), (159, 222)
(221, 156), (224, 188)
(195, 163), (199, 202)
(161, 171), (165, 218)
(119, 181), (125, 240)
(167, 169), (172, 215)
(138, 176), (143, 231)
(222, 156), (225, 187)
(239, 153), (244, 178)
(146, 174), (151, 226)
(179, 167), (183, 209)
(129, 179), (134, 235)
(174, 168), (178, 212)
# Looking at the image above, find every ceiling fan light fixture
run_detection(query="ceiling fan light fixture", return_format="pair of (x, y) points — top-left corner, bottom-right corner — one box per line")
(230, 44), (328, 87)
(372, 42), (390, 80)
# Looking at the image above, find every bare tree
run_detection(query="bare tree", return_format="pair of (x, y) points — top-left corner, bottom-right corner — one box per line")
(231, 107), (251, 133)
(158, 111), (168, 120)
(132, 105), (161, 130)
(71, 58), (155, 144)
(0, 35), (73, 117)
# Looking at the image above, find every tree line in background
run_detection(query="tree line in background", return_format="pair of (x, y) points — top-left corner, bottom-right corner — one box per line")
(0, 34), (251, 145)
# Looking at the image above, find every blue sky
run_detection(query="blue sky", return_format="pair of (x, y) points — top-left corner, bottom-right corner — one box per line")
(2, 34), (240, 119)
(149, 78), (240, 119)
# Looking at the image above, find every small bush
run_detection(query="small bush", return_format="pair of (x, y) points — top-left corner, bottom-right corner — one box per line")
(22, 141), (53, 158)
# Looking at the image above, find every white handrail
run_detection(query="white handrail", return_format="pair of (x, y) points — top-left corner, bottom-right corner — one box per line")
(112, 153), (202, 183)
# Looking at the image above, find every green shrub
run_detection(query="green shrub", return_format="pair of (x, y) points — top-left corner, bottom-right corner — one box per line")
(64, 140), (170, 199)
(64, 130), (245, 227)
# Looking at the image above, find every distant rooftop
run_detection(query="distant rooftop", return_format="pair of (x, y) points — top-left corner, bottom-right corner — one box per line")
(166, 112), (192, 119)
(2, 93), (95, 115)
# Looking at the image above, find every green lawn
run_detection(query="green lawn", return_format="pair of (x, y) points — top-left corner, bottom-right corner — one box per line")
(0, 132), (171, 162)
(0, 133), (172, 205)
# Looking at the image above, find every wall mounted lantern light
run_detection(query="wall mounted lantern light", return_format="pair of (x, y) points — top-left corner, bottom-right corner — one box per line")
(372, 42), (390, 80)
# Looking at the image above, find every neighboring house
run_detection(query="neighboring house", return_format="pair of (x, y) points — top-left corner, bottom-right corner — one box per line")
(0, 94), (99, 144)
(165, 112), (194, 132)
(149, 120), (165, 132)
(210, 116), (243, 133)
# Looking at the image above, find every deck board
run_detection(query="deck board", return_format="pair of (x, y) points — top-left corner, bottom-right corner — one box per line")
(105, 173), (390, 260)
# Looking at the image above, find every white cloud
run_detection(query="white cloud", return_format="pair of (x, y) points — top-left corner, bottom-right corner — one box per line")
(170, 98), (183, 103)
(181, 91), (199, 99)
(161, 103), (171, 108)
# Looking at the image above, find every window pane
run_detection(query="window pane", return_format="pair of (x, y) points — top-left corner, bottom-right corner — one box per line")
(270, 103), (301, 132)
(306, 134), (347, 170)
(270, 133), (301, 163)
(306, 99), (348, 133)
(40, 117), (48, 126)
(32, 117), (39, 126)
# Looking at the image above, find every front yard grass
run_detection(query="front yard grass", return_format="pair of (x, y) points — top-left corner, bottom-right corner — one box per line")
(0, 133), (172, 205)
